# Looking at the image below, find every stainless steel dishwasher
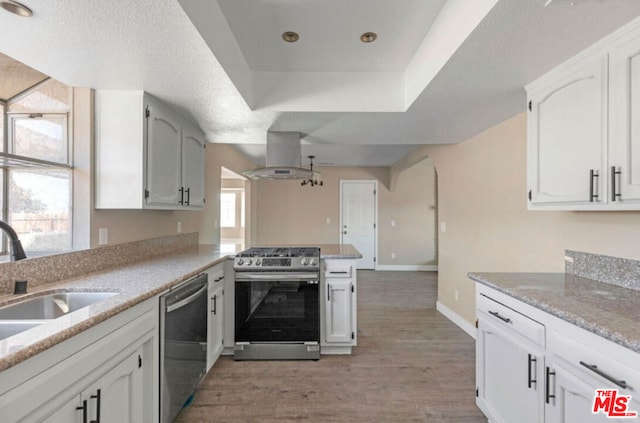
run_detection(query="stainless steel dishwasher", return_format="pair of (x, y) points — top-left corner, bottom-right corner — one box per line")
(159, 273), (208, 423)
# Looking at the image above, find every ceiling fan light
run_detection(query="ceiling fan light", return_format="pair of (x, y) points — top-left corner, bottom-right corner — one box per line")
(0, 1), (32, 17)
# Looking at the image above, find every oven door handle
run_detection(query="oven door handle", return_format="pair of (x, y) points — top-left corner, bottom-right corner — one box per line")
(166, 284), (207, 313)
(235, 272), (319, 281)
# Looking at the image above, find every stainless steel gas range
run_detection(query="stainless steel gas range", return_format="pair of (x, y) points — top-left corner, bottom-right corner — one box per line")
(233, 247), (320, 360)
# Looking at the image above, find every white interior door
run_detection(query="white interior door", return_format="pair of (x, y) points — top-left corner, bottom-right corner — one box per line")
(340, 180), (377, 269)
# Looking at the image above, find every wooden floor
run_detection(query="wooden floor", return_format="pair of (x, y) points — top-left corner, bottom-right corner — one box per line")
(174, 271), (486, 423)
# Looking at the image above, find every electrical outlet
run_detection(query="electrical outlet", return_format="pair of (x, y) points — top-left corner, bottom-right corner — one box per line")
(98, 228), (108, 245)
(326, 217), (331, 224)
(391, 252), (396, 260)
(391, 220), (396, 227)
(177, 221), (182, 233)
(440, 222), (447, 233)
(454, 290), (459, 301)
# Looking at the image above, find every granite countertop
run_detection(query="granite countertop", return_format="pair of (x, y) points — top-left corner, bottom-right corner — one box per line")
(0, 243), (361, 371)
(0, 245), (233, 371)
(469, 272), (640, 354)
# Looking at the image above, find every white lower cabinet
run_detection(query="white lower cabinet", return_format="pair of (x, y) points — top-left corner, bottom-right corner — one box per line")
(206, 263), (225, 370)
(477, 285), (640, 423)
(0, 299), (158, 423)
(321, 259), (357, 354)
(476, 293), (545, 423)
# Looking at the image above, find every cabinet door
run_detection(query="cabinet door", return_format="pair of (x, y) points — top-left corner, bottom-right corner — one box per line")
(610, 34), (640, 202)
(207, 283), (224, 370)
(476, 315), (544, 423)
(324, 279), (353, 343)
(146, 101), (182, 209)
(527, 55), (608, 206)
(40, 395), (83, 423)
(83, 348), (144, 423)
(181, 125), (206, 209)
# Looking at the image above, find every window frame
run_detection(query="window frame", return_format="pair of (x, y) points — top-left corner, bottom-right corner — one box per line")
(0, 80), (74, 258)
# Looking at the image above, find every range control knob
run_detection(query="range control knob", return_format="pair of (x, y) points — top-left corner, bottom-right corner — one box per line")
(246, 259), (253, 265)
(310, 258), (317, 266)
(236, 258), (244, 266)
(301, 258), (308, 265)
(255, 258), (262, 266)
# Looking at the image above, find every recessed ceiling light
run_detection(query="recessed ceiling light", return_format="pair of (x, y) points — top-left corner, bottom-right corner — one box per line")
(360, 32), (377, 43)
(0, 1), (32, 17)
(282, 31), (299, 43)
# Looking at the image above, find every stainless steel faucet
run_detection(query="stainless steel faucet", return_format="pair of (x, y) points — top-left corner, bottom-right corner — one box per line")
(0, 220), (27, 261)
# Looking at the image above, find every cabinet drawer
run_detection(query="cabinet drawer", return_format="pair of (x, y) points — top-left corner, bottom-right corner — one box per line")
(478, 293), (545, 347)
(549, 329), (640, 395)
(324, 266), (353, 279)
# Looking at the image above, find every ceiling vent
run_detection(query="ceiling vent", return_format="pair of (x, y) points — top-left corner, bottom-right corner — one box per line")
(242, 131), (315, 180)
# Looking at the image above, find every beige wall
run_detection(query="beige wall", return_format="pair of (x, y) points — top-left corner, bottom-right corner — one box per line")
(422, 112), (640, 325)
(254, 164), (437, 266)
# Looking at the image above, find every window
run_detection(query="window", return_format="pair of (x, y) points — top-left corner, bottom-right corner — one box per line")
(1, 79), (72, 257)
(220, 192), (236, 228)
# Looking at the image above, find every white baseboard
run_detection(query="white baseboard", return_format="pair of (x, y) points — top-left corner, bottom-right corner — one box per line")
(436, 301), (476, 339)
(374, 264), (438, 271)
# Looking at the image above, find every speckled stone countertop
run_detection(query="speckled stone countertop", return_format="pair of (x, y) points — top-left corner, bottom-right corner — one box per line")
(468, 272), (640, 354)
(0, 244), (236, 371)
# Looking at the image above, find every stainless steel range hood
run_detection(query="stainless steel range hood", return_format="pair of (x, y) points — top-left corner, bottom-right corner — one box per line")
(242, 131), (314, 180)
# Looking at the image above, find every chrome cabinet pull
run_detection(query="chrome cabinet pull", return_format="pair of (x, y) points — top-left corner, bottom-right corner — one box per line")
(580, 361), (627, 389)
(185, 188), (190, 205)
(528, 354), (537, 388)
(488, 310), (512, 324)
(179, 187), (184, 205)
(589, 170), (599, 202)
(611, 166), (622, 202)
(546, 367), (556, 404)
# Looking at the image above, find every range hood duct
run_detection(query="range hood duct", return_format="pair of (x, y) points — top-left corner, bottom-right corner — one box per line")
(242, 131), (315, 180)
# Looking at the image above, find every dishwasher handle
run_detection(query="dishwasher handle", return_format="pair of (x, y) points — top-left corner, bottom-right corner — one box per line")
(166, 283), (207, 313)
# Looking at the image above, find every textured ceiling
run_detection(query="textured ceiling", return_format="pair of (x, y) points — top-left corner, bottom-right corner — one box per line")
(0, 0), (639, 167)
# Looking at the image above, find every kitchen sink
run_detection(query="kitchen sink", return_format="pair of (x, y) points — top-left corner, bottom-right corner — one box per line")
(0, 291), (119, 320)
(0, 321), (44, 341)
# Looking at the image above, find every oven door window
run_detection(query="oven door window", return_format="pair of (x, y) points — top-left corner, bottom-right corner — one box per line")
(235, 280), (319, 342)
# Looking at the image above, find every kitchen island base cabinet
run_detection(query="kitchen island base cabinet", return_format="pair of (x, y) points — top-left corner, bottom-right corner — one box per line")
(321, 259), (357, 354)
(0, 299), (158, 423)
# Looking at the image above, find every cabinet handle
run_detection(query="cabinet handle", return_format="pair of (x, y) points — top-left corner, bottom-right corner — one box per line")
(589, 169), (599, 202)
(327, 283), (331, 302)
(90, 389), (101, 423)
(528, 354), (537, 388)
(546, 367), (556, 404)
(185, 188), (190, 206)
(76, 399), (88, 423)
(214, 276), (224, 282)
(179, 187), (184, 205)
(488, 310), (512, 324)
(212, 294), (217, 315)
(611, 166), (622, 202)
(579, 361), (627, 389)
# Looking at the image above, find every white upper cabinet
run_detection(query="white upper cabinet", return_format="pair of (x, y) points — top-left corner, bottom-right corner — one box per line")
(526, 17), (640, 210)
(609, 31), (640, 203)
(527, 55), (608, 206)
(95, 90), (206, 210)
